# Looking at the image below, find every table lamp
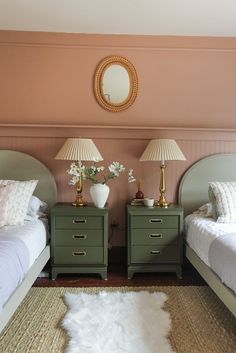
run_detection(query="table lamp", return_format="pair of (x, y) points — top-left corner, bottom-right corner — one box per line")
(55, 138), (103, 207)
(140, 139), (186, 207)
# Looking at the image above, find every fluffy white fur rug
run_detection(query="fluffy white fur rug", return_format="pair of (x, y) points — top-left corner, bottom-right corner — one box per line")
(63, 291), (175, 353)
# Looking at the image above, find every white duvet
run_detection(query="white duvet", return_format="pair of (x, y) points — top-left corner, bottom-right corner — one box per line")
(0, 219), (48, 313)
(0, 219), (48, 267)
(209, 232), (236, 294)
(185, 214), (236, 294)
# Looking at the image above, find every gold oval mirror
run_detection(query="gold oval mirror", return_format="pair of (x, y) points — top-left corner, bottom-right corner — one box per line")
(94, 56), (138, 112)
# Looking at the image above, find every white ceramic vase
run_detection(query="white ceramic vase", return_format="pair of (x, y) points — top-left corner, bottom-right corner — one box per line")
(90, 183), (110, 208)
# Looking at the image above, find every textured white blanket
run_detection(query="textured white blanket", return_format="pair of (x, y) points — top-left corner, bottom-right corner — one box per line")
(185, 214), (236, 294)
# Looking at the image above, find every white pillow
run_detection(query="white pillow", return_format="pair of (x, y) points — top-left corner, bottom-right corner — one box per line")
(0, 183), (16, 227)
(208, 181), (236, 223)
(0, 180), (38, 226)
(27, 195), (47, 218)
(193, 203), (214, 218)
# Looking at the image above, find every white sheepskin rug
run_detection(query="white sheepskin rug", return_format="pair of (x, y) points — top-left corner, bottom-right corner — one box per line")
(62, 291), (175, 353)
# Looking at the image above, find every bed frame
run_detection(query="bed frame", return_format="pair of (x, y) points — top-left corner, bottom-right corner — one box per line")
(178, 153), (236, 318)
(0, 150), (57, 332)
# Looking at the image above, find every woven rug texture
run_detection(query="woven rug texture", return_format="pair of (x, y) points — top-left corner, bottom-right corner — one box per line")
(0, 286), (235, 353)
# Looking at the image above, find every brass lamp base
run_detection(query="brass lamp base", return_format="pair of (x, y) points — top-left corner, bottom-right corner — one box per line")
(156, 163), (169, 208)
(156, 193), (169, 208)
(72, 195), (85, 207)
(72, 179), (85, 207)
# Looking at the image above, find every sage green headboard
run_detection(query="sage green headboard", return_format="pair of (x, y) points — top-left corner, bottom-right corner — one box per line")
(178, 153), (236, 215)
(0, 150), (57, 210)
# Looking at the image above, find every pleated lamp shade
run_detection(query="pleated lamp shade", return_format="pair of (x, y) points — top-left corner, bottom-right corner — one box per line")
(55, 138), (103, 161)
(140, 139), (186, 162)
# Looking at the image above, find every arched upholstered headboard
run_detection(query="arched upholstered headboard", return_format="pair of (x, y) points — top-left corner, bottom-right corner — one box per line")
(0, 150), (57, 210)
(178, 153), (236, 215)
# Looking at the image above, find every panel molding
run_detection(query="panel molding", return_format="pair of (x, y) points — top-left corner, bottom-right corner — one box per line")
(1, 31), (236, 52)
(0, 123), (236, 141)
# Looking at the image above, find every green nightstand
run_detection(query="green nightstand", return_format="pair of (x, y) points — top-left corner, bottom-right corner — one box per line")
(127, 204), (184, 279)
(51, 203), (108, 280)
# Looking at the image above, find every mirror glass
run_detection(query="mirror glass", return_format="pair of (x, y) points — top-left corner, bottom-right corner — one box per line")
(94, 56), (138, 112)
(102, 64), (130, 104)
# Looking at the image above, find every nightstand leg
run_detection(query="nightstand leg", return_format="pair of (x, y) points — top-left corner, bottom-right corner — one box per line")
(100, 271), (108, 280)
(51, 268), (58, 280)
(176, 267), (182, 279)
(128, 269), (135, 279)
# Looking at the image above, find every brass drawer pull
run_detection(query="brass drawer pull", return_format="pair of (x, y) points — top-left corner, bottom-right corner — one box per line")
(73, 234), (87, 239)
(150, 250), (161, 255)
(149, 233), (162, 238)
(149, 218), (163, 223)
(72, 219), (87, 224)
(72, 251), (86, 256)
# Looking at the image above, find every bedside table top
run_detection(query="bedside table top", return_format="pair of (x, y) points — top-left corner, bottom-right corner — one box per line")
(51, 202), (108, 215)
(127, 204), (184, 215)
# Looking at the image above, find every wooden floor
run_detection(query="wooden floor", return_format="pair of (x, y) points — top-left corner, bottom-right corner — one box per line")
(34, 262), (205, 287)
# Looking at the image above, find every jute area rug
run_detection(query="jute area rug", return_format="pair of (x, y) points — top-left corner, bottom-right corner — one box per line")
(0, 286), (235, 353)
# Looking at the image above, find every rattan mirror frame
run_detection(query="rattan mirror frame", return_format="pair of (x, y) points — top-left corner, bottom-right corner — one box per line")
(94, 56), (138, 112)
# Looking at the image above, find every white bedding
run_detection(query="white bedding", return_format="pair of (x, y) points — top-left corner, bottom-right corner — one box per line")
(185, 214), (236, 293)
(0, 219), (48, 314)
(209, 232), (236, 294)
(0, 219), (48, 267)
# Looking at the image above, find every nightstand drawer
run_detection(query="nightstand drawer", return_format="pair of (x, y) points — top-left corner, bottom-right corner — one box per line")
(51, 203), (108, 280)
(55, 216), (103, 229)
(131, 215), (179, 229)
(54, 246), (104, 264)
(54, 229), (103, 246)
(127, 205), (183, 279)
(131, 245), (179, 263)
(131, 228), (179, 246)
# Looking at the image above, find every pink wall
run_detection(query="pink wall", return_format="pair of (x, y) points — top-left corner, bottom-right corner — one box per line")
(1, 31), (236, 128)
(1, 31), (236, 246)
(1, 126), (236, 246)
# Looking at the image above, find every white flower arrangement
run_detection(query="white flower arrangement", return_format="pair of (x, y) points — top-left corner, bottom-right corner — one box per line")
(68, 161), (135, 185)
